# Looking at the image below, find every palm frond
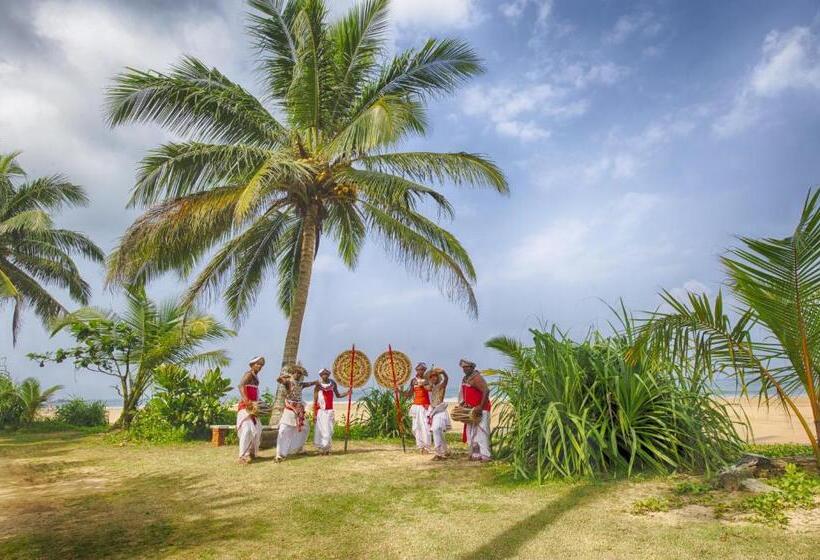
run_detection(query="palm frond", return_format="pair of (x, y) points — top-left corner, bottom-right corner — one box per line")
(359, 151), (508, 193)
(247, 0), (300, 100)
(106, 56), (287, 146)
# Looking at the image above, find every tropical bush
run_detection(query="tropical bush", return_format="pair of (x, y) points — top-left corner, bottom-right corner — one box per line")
(0, 371), (62, 428)
(55, 398), (108, 427)
(354, 388), (411, 439)
(30, 285), (234, 428)
(488, 322), (745, 481)
(0, 370), (24, 428)
(632, 189), (820, 465)
(129, 365), (233, 442)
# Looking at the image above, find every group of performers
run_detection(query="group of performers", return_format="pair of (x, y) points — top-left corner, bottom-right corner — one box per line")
(236, 356), (492, 464)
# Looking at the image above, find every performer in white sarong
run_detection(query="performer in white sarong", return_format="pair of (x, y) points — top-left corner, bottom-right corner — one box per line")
(404, 362), (431, 452)
(313, 368), (349, 455)
(425, 367), (452, 460)
(275, 364), (316, 462)
(237, 356), (265, 464)
(459, 358), (492, 462)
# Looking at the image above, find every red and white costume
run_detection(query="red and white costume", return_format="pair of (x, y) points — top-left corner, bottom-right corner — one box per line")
(461, 380), (491, 460)
(313, 382), (336, 452)
(237, 382), (261, 460)
(276, 377), (310, 459)
(409, 379), (432, 451)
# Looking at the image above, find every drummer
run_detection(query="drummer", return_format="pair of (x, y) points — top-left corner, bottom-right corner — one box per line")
(404, 362), (432, 453)
(458, 358), (491, 462)
(237, 356), (264, 464)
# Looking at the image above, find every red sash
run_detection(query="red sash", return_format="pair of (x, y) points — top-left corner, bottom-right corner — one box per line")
(412, 382), (430, 406)
(461, 382), (491, 442)
(237, 384), (259, 412)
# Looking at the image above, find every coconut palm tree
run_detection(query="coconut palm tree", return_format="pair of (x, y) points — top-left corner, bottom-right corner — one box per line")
(104, 0), (508, 424)
(631, 189), (820, 465)
(0, 151), (104, 343)
(34, 285), (235, 428)
(17, 377), (63, 424)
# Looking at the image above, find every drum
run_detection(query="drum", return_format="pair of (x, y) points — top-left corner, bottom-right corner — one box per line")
(373, 350), (412, 388)
(451, 405), (481, 425)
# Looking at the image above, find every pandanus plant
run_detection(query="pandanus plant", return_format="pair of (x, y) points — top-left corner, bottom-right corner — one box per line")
(632, 189), (820, 464)
(104, 0), (507, 424)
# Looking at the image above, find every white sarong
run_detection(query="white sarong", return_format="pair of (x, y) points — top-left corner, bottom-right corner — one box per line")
(465, 410), (491, 460)
(427, 403), (451, 457)
(314, 408), (335, 452)
(237, 408), (261, 459)
(410, 404), (431, 450)
(277, 408), (309, 458)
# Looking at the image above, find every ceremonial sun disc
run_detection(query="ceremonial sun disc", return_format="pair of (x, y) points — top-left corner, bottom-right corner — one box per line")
(373, 350), (412, 388)
(333, 350), (372, 388)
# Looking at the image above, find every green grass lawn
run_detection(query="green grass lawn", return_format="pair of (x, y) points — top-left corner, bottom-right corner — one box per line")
(0, 431), (817, 560)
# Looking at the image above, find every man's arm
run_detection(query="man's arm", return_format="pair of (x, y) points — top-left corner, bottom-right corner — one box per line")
(332, 381), (349, 398)
(238, 371), (253, 403)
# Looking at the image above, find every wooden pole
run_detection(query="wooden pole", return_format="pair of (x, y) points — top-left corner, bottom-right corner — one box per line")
(344, 344), (356, 453)
(387, 345), (407, 453)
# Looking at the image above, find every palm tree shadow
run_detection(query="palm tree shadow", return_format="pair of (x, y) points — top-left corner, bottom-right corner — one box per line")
(456, 483), (609, 560)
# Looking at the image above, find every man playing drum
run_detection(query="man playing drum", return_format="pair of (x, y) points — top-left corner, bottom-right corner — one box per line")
(275, 364), (316, 462)
(404, 362), (432, 453)
(313, 368), (349, 455)
(425, 367), (451, 460)
(458, 358), (492, 462)
(237, 356), (265, 464)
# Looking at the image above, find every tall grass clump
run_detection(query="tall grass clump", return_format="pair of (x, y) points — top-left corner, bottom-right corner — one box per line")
(355, 388), (412, 439)
(488, 317), (746, 481)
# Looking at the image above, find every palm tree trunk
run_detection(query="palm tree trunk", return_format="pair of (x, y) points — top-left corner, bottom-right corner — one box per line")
(269, 203), (319, 427)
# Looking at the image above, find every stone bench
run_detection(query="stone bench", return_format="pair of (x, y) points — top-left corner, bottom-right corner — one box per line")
(209, 424), (278, 449)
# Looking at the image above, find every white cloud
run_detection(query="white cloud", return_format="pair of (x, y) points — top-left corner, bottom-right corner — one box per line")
(603, 11), (662, 45)
(499, 0), (552, 24)
(390, 0), (484, 29)
(505, 192), (670, 282)
(461, 61), (625, 142)
(715, 25), (820, 137)
(668, 279), (711, 302)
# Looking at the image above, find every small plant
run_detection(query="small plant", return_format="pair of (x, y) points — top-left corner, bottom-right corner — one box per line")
(673, 480), (712, 496)
(632, 496), (679, 515)
(740, 464), (819, 525)
(744, 443), (815, 458)
(55, 398), (108, 427)
(354, 388), (411, 439)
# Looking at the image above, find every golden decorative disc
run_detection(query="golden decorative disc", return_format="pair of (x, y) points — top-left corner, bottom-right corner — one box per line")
(373, 350), (412, 388)
(333, 349), (372, 388)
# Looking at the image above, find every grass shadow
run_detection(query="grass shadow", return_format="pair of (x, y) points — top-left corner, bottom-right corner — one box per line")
(455, 483), (610, 560)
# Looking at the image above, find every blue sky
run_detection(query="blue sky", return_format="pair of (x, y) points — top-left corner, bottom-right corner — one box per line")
(1, 0), (819, 399)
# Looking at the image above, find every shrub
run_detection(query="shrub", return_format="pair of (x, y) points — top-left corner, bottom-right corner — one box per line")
(0, 371), (24, 429)
(55, 398), (108, 427)
(488, 322), (745, 481)
(742, 464), (820, 525)
(354, 388), (411, 439)
(128, 364), (232, 442)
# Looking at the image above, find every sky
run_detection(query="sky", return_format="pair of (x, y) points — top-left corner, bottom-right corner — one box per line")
(1, 0), (820, 400)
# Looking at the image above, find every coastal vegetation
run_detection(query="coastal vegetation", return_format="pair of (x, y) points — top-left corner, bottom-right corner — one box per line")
(29, 286), (233, 428)
(632, 189), (820, 464)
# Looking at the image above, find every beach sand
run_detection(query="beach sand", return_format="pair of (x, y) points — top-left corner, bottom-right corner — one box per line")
(101, 396), (816, 444)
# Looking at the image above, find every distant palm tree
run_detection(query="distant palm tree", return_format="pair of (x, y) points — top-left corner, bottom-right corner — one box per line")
(17, 377), (63, 424)
(632, 189), (820, 465)
(42, 285), (235, 428)
(0, 151), (104, 343)
(105, 0), (508, 424)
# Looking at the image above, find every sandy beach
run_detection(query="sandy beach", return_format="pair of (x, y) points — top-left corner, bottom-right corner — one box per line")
(100, 396), (816, 444)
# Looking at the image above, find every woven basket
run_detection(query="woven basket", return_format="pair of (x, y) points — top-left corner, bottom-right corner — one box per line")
(373, 350), (412, 388)
(333, 350), (372, 388)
